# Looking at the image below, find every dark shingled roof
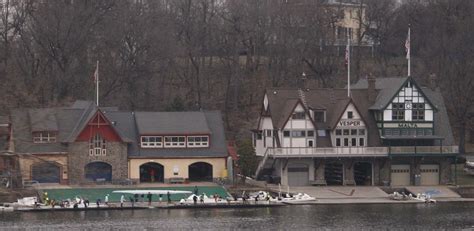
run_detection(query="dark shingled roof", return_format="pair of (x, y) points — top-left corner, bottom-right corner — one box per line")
(262, 77), (455, 147)
(11, 101), (228, 157)
(28, 109), (59, 132)
(264, 88), (381, 147)
(134, 112), (211, 135)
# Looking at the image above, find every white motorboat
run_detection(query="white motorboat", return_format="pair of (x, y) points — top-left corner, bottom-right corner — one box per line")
(464, 161), (474, 176)
(183, 194), (230, 204)
(413, 193), (437, 203)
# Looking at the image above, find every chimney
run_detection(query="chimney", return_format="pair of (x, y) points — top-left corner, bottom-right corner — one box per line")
(429, 73), (437, 90)
(367, 73), (376, 102)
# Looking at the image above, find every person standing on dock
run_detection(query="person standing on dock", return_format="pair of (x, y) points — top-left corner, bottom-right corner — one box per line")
(167, 191), (171, 204)
(120, 195), (125, 208)
(147, 192), (152, 206)
(193, 195), (197, 205)
(105, 194), (109, 206)
(96, 199), (101, 208)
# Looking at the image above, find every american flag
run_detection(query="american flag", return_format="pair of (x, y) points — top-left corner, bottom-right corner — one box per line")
(405, 27), (410, 60)
(93, 61), (99, 83)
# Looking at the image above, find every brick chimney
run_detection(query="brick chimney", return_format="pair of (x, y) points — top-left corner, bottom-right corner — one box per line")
(367, 73), (376, 102)
(429, 73), (437, 90)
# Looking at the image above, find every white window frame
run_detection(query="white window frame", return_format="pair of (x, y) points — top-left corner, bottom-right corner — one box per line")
(164, 136), (186, 148)
(140, 136), (163, 148)
(89, 133), (106, 156)
(33, 132), (57, 143)
(187, 136), (209, 148)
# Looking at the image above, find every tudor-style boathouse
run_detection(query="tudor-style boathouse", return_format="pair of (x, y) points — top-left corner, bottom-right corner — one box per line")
(254, 76), (458, 186)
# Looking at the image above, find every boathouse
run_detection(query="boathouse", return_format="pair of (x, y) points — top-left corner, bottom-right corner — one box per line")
(9, 101), (230, 185)
(253, 76), (458, 186)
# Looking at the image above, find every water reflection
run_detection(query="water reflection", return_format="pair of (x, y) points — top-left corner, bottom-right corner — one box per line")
(0, 203), (473, 230)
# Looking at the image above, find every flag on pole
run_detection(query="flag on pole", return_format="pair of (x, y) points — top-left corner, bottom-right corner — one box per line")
(93, 62), (99, 83)
(405, 27), (410, 60)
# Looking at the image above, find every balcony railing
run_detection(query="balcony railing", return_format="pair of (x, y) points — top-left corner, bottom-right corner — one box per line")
(388, 146), (459, 155)
(267, 147), (388, 157)
(262, 145), (459, 158)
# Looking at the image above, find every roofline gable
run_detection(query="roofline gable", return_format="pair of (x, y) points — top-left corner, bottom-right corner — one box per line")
(331, 98), (369, 130)
(378, 77), (438, 112)
(280, 99), (317, 130)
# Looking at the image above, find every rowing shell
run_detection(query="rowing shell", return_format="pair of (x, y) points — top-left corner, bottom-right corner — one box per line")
(112, 190), (192, 195)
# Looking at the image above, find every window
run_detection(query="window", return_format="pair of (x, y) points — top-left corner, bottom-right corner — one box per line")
(358, 129), (365, 135)
(307, 131), (315, 137)
(412, 103), (425, 121)
(351, 138), (357, 147)
(336, 129), (342, 135)
(314, 111), (325, 122)
(392, 103), (405, 121)
(291, 131), (306, 137)
(343, 129), (349, 135)
(141, 136), (163, 148)
(187, 136), (209, 147)
(283, 130), (290, 137)
(347, 111), (353, 119)
(33, 132), (56, 143)
(89, 133), (106, 156)
(359, 138), (364, 146)
(164, 136), (186, 147)
(317, 130), (326, 137)
(351, 129), (357, 135)
(336, 138), (341, 147)
(256, 131), (262, 140)
(292, 112), (306, 120)
(344, 138), (349, 146)
(266, 130), (272, 137)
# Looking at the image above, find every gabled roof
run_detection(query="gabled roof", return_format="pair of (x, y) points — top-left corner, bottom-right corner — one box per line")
(351, 77), (437, 111)
(28, 109), (59, 132)
(264, 88), (381, 147)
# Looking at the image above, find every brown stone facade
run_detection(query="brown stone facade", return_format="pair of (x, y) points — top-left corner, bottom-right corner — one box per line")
(18, 154), (68, 184)
(68, 141), (128, 184)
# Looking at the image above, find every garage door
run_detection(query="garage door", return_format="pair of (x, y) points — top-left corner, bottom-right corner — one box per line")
(288, 164), (309, 186)
(391, 165), (410, 186)
(420, 164), (439, 186)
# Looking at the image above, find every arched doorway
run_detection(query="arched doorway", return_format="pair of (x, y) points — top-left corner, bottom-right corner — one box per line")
(139, 162), (164, 183)
(354, 162), (372, 186)
(85, 162), (112, 182)
(188, 162), (213, 181)
(32, 162), (60, 183)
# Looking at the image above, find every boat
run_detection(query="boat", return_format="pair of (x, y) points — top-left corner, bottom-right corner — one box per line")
(112, 189), (193, 195)
(464, 161), (474, 176)
(413, 193), (437, 203)
(388, 192), (412, 201)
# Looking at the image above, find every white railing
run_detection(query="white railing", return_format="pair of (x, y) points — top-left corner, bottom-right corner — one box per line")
(389, 146), (459, 155)
(267, 147), (389, 157)
(263, 145), (459, 158)
(255, 148), (271, 178)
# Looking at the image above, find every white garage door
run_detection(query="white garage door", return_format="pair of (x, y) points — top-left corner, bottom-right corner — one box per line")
(420, 164), (439, 186)
(391, 165), (411, 186)
(288, 164), (309, 186)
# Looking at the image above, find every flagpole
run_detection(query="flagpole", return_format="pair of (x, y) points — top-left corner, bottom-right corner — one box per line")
(96, 60), (99, 106)
(347, 29), (351, 98)
(407, 26), (411, 77)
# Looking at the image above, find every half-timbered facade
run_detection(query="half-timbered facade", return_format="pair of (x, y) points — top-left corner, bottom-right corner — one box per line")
(254, 76), (458, 186)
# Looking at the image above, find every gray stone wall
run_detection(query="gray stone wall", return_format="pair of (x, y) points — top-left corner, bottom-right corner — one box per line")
(68, 142), (128, 184)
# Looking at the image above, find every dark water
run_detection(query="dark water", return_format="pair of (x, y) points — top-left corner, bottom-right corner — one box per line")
(0, 203), (473, 230)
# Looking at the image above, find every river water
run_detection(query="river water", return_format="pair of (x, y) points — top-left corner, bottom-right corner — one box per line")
(0, 203), (473, 230)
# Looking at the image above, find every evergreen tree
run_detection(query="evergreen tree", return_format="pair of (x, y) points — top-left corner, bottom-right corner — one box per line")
(237, 139), (258, 177)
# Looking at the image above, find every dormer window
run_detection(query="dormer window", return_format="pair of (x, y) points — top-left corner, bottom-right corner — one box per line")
(314, 111), (325, 123)
(187, 136), (209, 147)
(292, 112), (306, 120)
(164, 136), (186, 148)
(89, 133), (106, 156)
(392, 103), (405, 121)
(33, 132), (56, 143)
(141, 136), (163, 148)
